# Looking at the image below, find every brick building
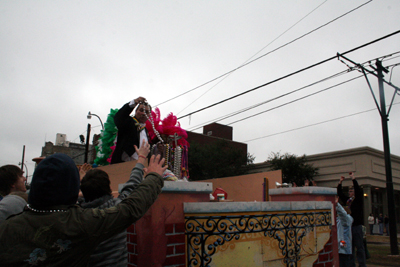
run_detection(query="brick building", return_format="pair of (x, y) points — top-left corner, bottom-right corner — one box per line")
(186, 122), (247, 158)
(41, 133), (99, 165)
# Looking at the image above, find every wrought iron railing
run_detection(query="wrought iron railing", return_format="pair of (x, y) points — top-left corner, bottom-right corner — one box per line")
(185, 211), (331, 267)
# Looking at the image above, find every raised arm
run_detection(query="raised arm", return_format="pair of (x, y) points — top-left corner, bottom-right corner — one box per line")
(336, 202), (353, 227)
(119, 141), (151, 198)
(337, 176), (348, 204)
(350, 172), (362, 199)
(114, 102), (134, 129)
(114, 97), (146, 127)
(80, 154), (167, 240)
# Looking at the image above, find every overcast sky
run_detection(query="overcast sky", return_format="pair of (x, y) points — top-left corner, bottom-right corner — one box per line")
(1, 0), (399, 181)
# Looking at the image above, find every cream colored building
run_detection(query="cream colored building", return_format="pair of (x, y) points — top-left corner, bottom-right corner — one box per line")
(250, 146), (400, 231)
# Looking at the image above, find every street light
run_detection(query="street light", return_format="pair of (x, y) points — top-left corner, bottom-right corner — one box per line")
(87, 111), (104, 130)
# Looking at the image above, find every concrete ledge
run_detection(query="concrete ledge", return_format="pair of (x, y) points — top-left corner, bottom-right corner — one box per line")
(119, 181), (213, 194)
(269, 186), (336, 196)
(184, 201), (333, 214)
(162, 181), (213, 193)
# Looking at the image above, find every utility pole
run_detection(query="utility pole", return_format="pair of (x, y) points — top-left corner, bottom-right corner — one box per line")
(84, 124), (91, 164)
(376, 60), (399, 255)
(337, 54), (399, 255)
(20, 145), (25, 171)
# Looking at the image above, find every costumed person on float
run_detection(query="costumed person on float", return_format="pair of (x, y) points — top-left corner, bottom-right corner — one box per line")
(95, 98), (189, 181)
(111, 96), (151, 164)
(145, 107), (189, 181)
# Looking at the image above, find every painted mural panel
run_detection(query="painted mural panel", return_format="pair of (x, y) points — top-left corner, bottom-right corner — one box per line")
(185, 210), (331, 267)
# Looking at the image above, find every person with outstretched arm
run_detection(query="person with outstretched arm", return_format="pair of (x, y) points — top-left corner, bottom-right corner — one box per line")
(337, 172), (366, 267)
(0, 152), (167, 266)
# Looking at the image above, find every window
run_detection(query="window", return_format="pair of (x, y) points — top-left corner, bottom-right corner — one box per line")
(371, 190), (383, 216)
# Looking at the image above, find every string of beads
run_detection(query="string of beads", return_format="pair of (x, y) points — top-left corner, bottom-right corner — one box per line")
(27, 204), (67, 213)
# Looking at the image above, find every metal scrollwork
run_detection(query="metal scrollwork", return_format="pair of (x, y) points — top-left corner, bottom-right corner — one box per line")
(185, 211), (331, 267)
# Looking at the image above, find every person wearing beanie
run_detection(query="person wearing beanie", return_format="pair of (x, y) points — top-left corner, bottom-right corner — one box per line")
(28, 153), (81, 209)
(80, 140), (150, 267)
(0, 152), (166, 266)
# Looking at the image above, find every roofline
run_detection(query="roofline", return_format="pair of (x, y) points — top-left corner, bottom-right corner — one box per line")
(252, 146), (400, 167)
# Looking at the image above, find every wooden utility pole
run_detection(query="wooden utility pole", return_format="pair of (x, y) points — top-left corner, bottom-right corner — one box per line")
(337, 54), (399, 255)
(84, 124), (91, 163)
(20, 145), (25, 171)
(376, 60), (399, 255)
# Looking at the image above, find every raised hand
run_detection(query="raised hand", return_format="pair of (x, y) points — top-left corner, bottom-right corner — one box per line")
(135, 140), (150, 158)
(135, 96), (147, 105)
(79, 163), (92, 180)
(146, 154), (167, 177)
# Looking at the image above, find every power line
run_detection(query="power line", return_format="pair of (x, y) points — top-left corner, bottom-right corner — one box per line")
(185, 59), (399, 145)
(175, 0), (329, 115)
(186, 53), (399, 133)
(156, 0), (373, 108)
(187, 68), (355, 131)
(244, 102), (400, 143)
(177, 30), (400, 120)
(226, 75), (364, 126)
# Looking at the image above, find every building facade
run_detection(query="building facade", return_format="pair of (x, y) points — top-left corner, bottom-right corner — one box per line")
(40, 133), (99, 165)
(186, 122), (248, 159)
(249, 146), (400, 230)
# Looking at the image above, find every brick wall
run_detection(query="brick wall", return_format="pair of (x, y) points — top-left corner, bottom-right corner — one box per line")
(127, 224), (137, 267)
(127, 222), (186, 267)
(313, 236), (334, 267)
(164, 223), (186, 267)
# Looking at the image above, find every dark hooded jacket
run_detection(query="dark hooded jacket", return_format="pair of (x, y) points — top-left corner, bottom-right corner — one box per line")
(0, 153), (163, 267)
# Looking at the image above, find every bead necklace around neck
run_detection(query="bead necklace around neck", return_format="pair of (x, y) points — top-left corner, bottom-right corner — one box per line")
(27, 204), (67, 213)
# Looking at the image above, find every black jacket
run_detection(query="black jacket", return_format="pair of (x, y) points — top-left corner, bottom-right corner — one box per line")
(337, 179), (364, 226)
(111, 103), (149, 164)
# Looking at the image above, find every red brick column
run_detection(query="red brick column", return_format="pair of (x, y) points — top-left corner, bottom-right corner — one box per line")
(126, 181), (211, 267)
(127, 224), (138, 267)
(164, 223), (186, 267)
(313, 236), (334, 267)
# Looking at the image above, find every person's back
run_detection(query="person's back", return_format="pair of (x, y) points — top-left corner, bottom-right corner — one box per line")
(337, 201), (353, 267)
(0, 153), (165, 266)
(80, 141), (150, 267)
(80, 160), (147, 266)
(81, 195), (128, 267)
